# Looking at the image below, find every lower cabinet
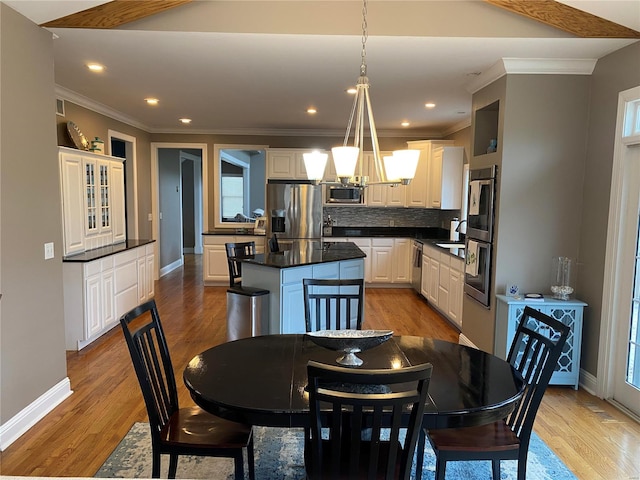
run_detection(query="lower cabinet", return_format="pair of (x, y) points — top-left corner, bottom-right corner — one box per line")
(330, 237), (411, 285)
(422, 244), (464, 329)
(64, 243), (155, 350)
(243, 258), (365, 334)
(495, 295), (586, 389)
(203, 234), (266, 285)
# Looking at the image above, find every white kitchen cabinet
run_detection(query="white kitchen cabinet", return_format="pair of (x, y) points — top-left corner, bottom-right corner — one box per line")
(392, 238), (411, 283)
(422, 243), (464, 329)
(347, 238), (372, 283)
(364, 152), (407, 207)
(266, 148), (322, 180)
(203, 235), (266, 285)
(371, 238), (394, 283)
(428, 146), (464, 209)
(59, 152), (86, 255)
(405, 140), (455, 208)
(59, 147), (126, 257)
(447, 257), (464, 328)
(496, 295), (587, 389)
(64, 243), (154, 350)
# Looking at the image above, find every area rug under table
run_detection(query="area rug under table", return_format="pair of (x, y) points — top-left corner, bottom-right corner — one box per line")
(96, 422), (577, 479)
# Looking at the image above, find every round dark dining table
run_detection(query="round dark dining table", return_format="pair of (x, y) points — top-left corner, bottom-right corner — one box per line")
(184, 334), (525, 430)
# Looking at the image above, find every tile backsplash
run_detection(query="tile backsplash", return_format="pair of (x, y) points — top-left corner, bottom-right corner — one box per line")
(324, 206), (460, 229)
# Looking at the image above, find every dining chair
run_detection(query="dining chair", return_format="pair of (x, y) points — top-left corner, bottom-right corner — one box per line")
(303, 278), (365, 332)
(306, 360), (433, 480)
(120, 299), (255, 479)
(420, 306), (570, 480)
(225, 241), (256, 287)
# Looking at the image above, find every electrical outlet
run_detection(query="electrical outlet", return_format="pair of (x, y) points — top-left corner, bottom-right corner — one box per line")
(389, 220), (395, 227)
(44, 242), (54, 260)
(148, 213), (153, 221)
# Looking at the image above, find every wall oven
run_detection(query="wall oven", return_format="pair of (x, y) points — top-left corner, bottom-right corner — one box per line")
(466, 165), (496, 242)
(326, 186), (364, 204)
(464, 165), (497, 307)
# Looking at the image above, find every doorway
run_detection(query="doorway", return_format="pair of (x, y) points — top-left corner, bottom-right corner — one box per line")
(600, 86), (640, 419)
(151, 143), (207, 278)
(107, 130), (138, 239)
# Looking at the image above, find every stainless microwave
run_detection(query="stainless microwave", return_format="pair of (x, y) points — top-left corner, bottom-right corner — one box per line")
(326, 186), (364, 204)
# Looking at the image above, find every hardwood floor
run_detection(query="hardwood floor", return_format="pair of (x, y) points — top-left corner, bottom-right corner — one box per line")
(1, 254), (638, 479)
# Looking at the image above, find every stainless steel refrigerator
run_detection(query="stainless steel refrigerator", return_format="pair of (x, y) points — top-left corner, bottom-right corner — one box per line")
(267, 180), (323, 241)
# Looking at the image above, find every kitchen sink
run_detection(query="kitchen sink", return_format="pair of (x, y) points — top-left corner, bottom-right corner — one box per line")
(436, 243), (465, 249)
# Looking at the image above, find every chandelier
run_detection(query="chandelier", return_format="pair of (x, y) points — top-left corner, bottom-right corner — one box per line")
(303, 0), (419, 187)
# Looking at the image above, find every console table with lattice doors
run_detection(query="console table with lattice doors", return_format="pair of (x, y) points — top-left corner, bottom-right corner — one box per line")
(496, 295), (587, 390)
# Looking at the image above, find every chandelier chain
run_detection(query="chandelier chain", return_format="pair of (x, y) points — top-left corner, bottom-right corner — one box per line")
(360, 0), (368, 77)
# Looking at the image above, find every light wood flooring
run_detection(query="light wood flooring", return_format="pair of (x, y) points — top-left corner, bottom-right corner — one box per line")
(1, 254), (639, 479)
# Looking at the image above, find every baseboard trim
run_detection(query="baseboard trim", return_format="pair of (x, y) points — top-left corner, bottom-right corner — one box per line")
(0, 377), (73, 451)
(159, 258), (183, 277)
(458, 333), (478, 349)
(579, 368), (597, 395)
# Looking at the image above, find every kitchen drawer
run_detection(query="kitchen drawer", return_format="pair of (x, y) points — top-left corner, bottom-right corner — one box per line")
(439, 252), (451, 266)
(372, 238), (394, 247)
(84, 259), (101, 277)
(450, 257), (464, 272)
(204, 235), (232, 246)
(100, 257), (114, 271)
(114, 248), (137, 266)
(282, 266), (313, 285)
(312, 262), (340, 279)
(349, 238), (372, 248)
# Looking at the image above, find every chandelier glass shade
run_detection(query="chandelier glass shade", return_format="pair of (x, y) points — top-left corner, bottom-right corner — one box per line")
(302, 151), (329, 181)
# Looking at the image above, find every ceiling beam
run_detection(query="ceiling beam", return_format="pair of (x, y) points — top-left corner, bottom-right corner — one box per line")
(484, 0), (640, 38)
(41, 0), (192, 29)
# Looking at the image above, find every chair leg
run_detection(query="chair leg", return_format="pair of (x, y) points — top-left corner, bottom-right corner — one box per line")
(434, 456), (446, 480)
(414, 428), (426, 479)
(517, 450), (528, 480)
(233, 451), (245, 480)
(491, 459), (500, 480)
(152, 450), (161, 478)
(247, 431), (256, 480)
(168, 453), (178, 479)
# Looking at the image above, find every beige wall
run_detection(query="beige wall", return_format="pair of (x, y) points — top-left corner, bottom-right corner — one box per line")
(578, 42), (640, 376)
(0, 4), (67, 422)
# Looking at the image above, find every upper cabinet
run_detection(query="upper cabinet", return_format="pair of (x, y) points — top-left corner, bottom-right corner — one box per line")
(59, 147), (126, 257)
(405, 140), (455, 208)
(266, 148), (325, 180)
(428, 146), (464, 209)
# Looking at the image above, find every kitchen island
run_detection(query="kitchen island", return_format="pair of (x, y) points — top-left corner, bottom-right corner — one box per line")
(240, 241), (366, 334)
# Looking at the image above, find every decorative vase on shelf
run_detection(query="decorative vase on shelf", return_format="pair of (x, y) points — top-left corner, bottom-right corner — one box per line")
(551, 256), (574, 300)
(486, 139), (497, 154)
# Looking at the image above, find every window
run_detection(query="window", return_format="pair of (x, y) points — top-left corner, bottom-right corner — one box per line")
(221, 173), (244, 220)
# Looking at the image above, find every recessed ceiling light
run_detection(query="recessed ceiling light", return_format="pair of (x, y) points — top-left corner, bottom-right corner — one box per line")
(307, 107), (317, 114)
(179, 118), (192, 124)
(145, 98), (159, 105)
(425, 103), (436, 109)
(87, 63), (105, 72)
(401, 121), (410, 127)
(346, 87), (357, 95)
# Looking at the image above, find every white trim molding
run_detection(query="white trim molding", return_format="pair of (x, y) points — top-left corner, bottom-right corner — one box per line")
(458, 333), (478, 349)
(0, 378), (72, 451)
(466, 58), (598, 94)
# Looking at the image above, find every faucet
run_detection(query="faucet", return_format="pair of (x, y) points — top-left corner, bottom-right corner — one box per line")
(455, 220), (467, 232)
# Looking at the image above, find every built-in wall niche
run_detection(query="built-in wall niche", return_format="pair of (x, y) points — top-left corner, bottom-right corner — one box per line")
(473, 100), (499, 157)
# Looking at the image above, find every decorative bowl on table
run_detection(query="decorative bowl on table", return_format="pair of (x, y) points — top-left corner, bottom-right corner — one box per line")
(306, 329), (393, 367)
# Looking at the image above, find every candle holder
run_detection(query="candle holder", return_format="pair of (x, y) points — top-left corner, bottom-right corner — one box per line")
(551, 256), (574, 300)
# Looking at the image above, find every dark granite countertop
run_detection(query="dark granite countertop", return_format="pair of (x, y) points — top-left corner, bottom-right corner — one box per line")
(241, 240), (365, 269)
(203, 229), (264, 236)
(62, 239), (155, 262)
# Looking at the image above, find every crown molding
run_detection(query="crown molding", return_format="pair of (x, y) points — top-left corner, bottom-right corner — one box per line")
(56, 85), (450, 139)
(466, 57), (598, 94)
(55, 85), (151, 132)
(442, 118), (472, 137)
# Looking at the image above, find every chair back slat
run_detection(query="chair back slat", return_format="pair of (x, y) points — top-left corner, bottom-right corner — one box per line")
(505, 306), (570, 445)
(306, 361), (433, 480)
(225, 241), (256, 287)
(120, 299), (179, 440)
(303, 278), (365, 332)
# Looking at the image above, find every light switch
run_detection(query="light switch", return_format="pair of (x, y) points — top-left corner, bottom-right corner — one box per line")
(44, 242), (54, 260)
(148, 213), (153, 221)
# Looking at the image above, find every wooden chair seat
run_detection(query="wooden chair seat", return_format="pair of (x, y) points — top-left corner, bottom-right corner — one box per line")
(427, 419), (520, 453)
(162, 406), (253, 450)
